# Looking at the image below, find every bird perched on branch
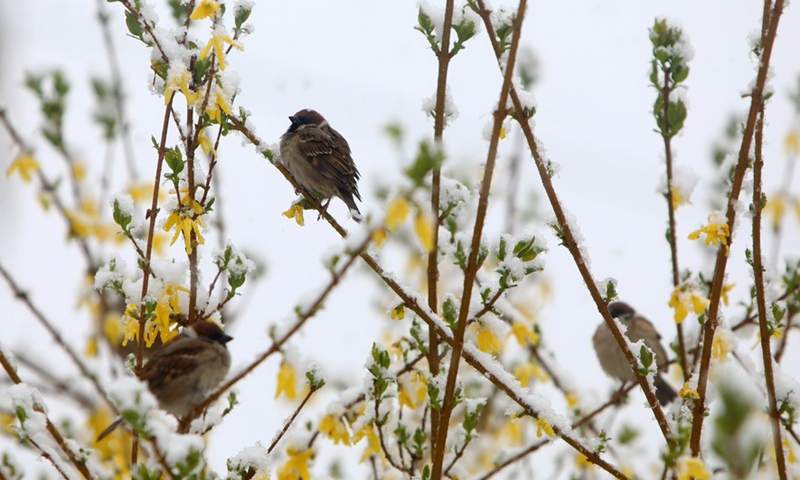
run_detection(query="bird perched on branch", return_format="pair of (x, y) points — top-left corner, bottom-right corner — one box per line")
(279, 109), (362, 221)
(592, 301), (677, 405)
(97, 321), (233, 440)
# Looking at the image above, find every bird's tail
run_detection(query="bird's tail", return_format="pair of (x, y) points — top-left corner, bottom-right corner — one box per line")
(343, 195), (362, 223)
(655, 375), (677, 405)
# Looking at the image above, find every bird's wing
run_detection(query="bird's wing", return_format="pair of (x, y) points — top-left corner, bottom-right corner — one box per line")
(296, 127), (361, 199)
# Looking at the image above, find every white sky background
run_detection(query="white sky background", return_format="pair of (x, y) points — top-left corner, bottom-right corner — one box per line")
(1, 0), (800, 478)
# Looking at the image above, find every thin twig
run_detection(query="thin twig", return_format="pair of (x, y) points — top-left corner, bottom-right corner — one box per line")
(133, 94), (176, 466)
(751, 105), (787, 478)
(427, 0), (457, 454)
(267, 386), (320, 454)
(657, 61), (689, 379)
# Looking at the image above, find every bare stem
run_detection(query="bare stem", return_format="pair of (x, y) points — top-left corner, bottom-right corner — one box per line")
(658, 71), (689, 379)
(267, 386), (320, 454)
(427, 0), (456, 452)
(751, 106), (788, 478)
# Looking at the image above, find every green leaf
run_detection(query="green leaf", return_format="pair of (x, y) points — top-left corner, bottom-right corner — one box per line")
(167, 0), (189, 23)
(124, 10), (144, 41)
(639, 345), (654, 370)
(164, 146), (184, 175)
(406, 140), (444, 186)
(234, 4), (253, 31)
(112, 199), (132, 233)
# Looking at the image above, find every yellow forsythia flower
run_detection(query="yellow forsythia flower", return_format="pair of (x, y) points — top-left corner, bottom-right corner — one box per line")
(477, 324), (501, 356)
(576, 453), (594, 470)
(678, 457), (710, 480)
(355, 424), (382, 463)
(712, 334), (730, 360)
(319, 414), (351, 445)
(514, 362), (548, 386)
(669, 286), (709, 324)
(670, 186), (689, 209)
(510, 322), (539, 347)
(688, 213), (730, 249)
(679, 381), (699, 400)
(189, 0), (220, 20)
(85, 337), (98, 357)
(6, 154), (39, 182)
(283, 203), (305, 227)
(414, 213), (434, 252)
(536, 417), (554, 438)
(566, 392), (579, 410)
(390, 305), (405, 320)
(199, 26), (243, 71)
(784, 438), (796, 464)
(386, 196), (410, 230)
(72, 161), (86, 182)
(163, 196), (206, 254)
(501, 419), (522, 445)
(198, 128), (215, 156)
(277, 448), (313, 480)
(372, 227), (388, 248)
(275, 361), (298, 401)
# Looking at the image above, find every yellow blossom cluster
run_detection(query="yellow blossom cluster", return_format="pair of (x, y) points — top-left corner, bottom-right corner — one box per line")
(688, 213), (730, 249)
(163, 193), (206, 254)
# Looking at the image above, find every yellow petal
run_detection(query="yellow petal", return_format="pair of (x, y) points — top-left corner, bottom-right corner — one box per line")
(189, 0), (220, 20)
(477, 324), (501, 355)
(414, 213), (435, 252)
(386, 197), (410, 230)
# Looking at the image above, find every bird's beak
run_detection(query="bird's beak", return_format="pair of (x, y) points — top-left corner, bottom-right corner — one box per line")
(220, 334), (234, 344)
(288, 115), (297, 123)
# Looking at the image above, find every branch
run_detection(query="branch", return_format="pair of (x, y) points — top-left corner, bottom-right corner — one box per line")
(657, 64), (689, 379)
(426, 0), (457, 454)
(751, 105), (787, 478)
(268, 385), (320, 454)
(689, 0), (786, 455)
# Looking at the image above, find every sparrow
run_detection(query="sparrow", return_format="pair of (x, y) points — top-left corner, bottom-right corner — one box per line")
(97, 321), (233, 440)
(279, 109), (362, 221)
(592, 301), (677, 405)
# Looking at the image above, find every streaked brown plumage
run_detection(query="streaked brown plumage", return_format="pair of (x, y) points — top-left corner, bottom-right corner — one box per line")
(279, 109), (362, 220)
(97, 321), (232, 440)
(592, 301), (677, 405)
